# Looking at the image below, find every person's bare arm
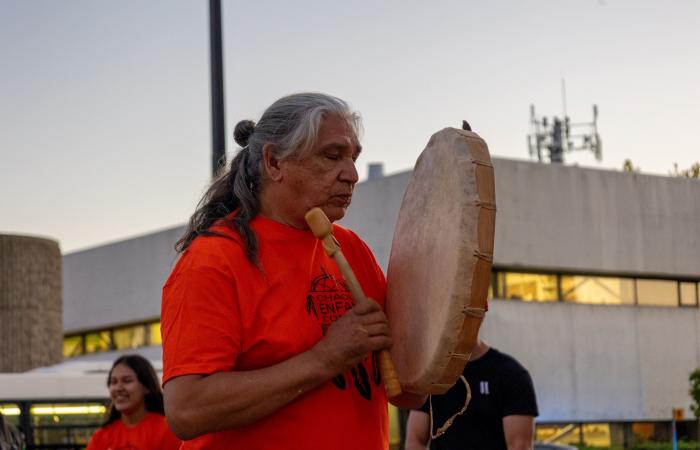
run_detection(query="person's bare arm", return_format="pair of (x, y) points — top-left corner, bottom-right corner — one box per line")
(404, 410), (430, 450)
(389, 392), (428, 409)
(164, 300), (391, 440)
(503, 415), (535, 450)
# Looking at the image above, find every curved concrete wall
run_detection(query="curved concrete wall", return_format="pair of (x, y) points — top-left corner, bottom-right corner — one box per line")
(0, 234), (62, 372)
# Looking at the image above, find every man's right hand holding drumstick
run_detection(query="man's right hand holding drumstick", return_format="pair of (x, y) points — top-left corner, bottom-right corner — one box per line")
(311, 298), (392, 377)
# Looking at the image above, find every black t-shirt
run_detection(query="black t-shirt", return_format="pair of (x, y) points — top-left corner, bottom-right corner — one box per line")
(418, 348), (539, 450)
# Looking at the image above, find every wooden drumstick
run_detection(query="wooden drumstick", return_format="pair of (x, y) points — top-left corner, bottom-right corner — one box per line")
(305, 207), (402, 398)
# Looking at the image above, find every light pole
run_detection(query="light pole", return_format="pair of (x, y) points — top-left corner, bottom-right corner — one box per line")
(209, 0), (226, 177)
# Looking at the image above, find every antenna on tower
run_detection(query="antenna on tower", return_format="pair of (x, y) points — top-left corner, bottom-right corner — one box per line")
(528, 98), (602, 164)
(561, 78), (567, 119)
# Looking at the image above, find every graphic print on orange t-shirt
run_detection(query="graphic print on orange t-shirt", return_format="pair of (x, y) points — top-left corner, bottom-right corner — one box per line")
(305, 265), (382, 400)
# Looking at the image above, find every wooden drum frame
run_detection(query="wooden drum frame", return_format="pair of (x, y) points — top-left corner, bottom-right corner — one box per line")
(385, 127), (496, 395)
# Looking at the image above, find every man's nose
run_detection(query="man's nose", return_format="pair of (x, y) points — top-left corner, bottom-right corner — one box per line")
(339, 158), (359, 184)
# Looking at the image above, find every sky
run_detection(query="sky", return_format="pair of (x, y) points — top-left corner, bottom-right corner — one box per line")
(1, 0), (698, 253)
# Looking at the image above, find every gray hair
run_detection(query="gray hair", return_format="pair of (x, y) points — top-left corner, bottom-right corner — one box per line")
(176, 92), (362, 265)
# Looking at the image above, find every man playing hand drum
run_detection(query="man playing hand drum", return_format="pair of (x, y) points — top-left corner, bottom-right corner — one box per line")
(161, 93), (422, 450)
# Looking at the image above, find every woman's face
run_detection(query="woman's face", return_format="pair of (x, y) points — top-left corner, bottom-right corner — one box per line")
(108, 363), (149, 415)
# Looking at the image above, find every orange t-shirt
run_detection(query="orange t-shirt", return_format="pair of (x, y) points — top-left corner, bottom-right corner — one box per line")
(86, 412), (181, 450)
(161, 215), (388, 450)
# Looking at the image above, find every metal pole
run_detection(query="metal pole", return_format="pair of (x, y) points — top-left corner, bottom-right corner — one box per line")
(20, 401), (33, 448)
(209, 0), (226, 177)
(672, 414), (678, 450)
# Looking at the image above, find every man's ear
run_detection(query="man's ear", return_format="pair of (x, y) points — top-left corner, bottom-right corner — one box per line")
(262, 144), (283, 182)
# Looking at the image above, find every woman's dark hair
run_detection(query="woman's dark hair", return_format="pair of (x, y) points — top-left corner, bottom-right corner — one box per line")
(175, 92), (361, 265)
(103, 354), (164, 426)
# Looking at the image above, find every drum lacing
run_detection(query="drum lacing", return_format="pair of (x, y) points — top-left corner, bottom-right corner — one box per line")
(430, 375), (472, 440)
(461, 306), (486, 318)
(473, 250), (493, 262)
(469, 159), (493, 168)
(475, 200), (497, 211)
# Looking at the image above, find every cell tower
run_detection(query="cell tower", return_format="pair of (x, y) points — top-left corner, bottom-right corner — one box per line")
(527, 102), (602, 164)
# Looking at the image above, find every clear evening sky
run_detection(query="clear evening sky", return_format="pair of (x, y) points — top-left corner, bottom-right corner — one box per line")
(1, 0), (698, 253)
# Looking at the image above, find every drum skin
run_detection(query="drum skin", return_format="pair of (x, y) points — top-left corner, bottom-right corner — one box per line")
(385, 127), (496, 395)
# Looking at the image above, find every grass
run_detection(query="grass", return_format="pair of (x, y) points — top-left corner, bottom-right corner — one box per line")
(575, 442), (700, 450)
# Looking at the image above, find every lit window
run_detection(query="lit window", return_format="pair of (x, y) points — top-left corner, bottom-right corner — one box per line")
(636, 279), (678, 307)
(535, 423), (581, 446)
(149, 322), (162, 345)
(500, 272), (558, 302)
(30, 403), (106, 446)
(84, 331), (112, 353)
(0, 404), (20, 431)
(0, 404), (20, 417)
(631, 422), (656, 441)
(388, 405), (400, 448)
(30, 404), (106, 417)
(63, 335), (84, 358)
(113, 325), (146, 350)
(582, 423), (611, 447)
(680, 282), (698, 306)
(561, 276), (634, 305)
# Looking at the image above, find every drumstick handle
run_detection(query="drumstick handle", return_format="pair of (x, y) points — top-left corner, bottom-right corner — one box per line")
(331, 250), (367, 303)
(332, 250), (402, 398)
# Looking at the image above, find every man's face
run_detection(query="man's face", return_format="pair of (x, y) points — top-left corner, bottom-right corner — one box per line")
(278, 114), (361, 225)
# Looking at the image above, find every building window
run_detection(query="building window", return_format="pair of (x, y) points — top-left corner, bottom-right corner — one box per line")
(113, 325), (146, 350)
(631, 422), (656, 441)
(63, 320), (162, 359)
(149, 322), (162, 345)
(0, 404), (20, 422)
(561, 275), (635, 305)
(535, 423), (581, 446)
(581, 423), (612, 447)
(498, 272), (558, 302)
(680, 282), (698, 306)
(63, 335), (84, 358)
(636, 279), (679, 307)
(84, 331), (112, 353)
(492, 268), (699, 308)
(29, 403), (106, 448)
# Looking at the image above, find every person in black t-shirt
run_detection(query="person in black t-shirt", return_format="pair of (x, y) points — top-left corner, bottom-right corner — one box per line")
(405, 339), (538, 450)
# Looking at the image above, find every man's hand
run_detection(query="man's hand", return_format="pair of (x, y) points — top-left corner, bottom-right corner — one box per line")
(310, 299), (392, 376)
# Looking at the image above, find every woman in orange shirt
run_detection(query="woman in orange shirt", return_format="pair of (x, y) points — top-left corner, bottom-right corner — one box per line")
(87, 354), (180, 450)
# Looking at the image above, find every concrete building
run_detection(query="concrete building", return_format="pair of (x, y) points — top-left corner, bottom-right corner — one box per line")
(2, 157), (699, 448)
(341, 158), (700, 446)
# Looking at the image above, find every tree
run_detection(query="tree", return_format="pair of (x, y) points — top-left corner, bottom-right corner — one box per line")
(622, 159), (640, 172)
(691, 368), (700, 418)
(671, 162), (700, 178)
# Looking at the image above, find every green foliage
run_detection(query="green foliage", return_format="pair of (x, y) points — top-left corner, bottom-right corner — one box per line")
(575, 443), (700, 450)
(623, 159), (640, 173)
(629, 443), (700, 450)
(575, 446), (622, 450)
(691, 368), (700, 418)
(670, 162), (700, 178)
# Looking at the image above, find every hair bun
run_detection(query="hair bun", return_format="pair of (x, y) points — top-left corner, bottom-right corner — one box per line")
(234, 120), (256, 147)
